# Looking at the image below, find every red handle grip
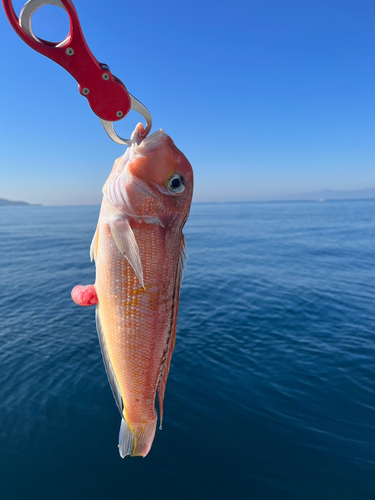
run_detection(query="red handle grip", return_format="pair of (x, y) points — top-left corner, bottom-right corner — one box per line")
(2, 0), (131, 122)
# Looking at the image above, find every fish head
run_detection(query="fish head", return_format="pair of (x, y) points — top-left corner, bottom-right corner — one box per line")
(103, 123), (193, 228)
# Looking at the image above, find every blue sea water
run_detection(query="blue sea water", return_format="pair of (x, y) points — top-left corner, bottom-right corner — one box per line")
(0, 200), (375, 500)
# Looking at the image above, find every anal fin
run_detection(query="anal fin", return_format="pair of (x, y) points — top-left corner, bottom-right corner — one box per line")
(95, 308), (124, 417)
(96, 309), (136, 458)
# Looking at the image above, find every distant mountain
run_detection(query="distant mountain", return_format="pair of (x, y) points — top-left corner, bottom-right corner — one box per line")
(0, 198), (41, 206)
(282, 188), (375, 201)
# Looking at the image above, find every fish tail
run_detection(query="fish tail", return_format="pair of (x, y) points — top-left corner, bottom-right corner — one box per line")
(133, 423), (157, 457)
(118, 419), (156, 458)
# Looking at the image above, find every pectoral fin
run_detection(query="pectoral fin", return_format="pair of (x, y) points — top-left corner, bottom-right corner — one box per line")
(109, 218), (144, 288)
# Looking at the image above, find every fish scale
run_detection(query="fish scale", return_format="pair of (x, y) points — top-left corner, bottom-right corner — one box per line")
(96, 218), (181, 455)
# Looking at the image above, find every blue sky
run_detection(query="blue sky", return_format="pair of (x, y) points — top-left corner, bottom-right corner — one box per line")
(0, 0), (374, 205)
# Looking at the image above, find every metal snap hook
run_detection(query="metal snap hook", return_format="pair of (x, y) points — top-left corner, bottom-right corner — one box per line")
(100, 94), (152, 146)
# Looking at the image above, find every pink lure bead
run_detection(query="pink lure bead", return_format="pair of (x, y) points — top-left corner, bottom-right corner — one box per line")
(71, 284), (98, 306)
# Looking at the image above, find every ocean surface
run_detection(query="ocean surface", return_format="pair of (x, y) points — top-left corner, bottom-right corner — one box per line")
(0, 200), (374, 500)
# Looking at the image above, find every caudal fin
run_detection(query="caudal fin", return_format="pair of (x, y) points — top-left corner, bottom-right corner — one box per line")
(118, 418), (157, 458)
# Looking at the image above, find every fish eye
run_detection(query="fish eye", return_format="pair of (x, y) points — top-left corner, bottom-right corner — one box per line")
(167, 174), (186, 194)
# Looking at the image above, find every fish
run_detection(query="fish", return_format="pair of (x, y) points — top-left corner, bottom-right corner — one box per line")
(72, 123), (193, 457)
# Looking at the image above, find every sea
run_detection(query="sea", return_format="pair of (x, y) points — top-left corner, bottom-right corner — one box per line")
(0, 200), (374, 500)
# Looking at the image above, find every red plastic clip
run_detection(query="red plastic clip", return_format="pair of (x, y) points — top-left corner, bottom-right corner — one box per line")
(2, 0), (132, 124)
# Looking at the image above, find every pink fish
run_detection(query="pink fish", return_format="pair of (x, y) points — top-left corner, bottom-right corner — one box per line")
(72, 123), (193, 457)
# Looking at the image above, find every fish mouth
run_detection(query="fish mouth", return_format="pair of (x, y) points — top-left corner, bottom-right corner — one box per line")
(136, 128), (167, 155)
(124, 123), (168, 156)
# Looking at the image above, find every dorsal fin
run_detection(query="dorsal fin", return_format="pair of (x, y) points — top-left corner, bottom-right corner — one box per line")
(157, 234), (188, 428)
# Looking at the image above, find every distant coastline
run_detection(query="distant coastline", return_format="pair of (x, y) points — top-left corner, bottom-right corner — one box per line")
(0, 198), (42, 207)
(276, 187), (375, 202)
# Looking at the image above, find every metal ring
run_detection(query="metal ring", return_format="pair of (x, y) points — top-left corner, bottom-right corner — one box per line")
(100, 94), (152, 146)
(19, 0), (69, 44)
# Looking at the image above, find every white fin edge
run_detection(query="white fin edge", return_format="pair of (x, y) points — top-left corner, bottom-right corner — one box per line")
(109, 217), (144, 288)
(119, 418), (134, 458)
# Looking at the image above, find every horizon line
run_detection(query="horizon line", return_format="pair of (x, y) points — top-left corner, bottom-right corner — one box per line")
(2, 197), (375, 208)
